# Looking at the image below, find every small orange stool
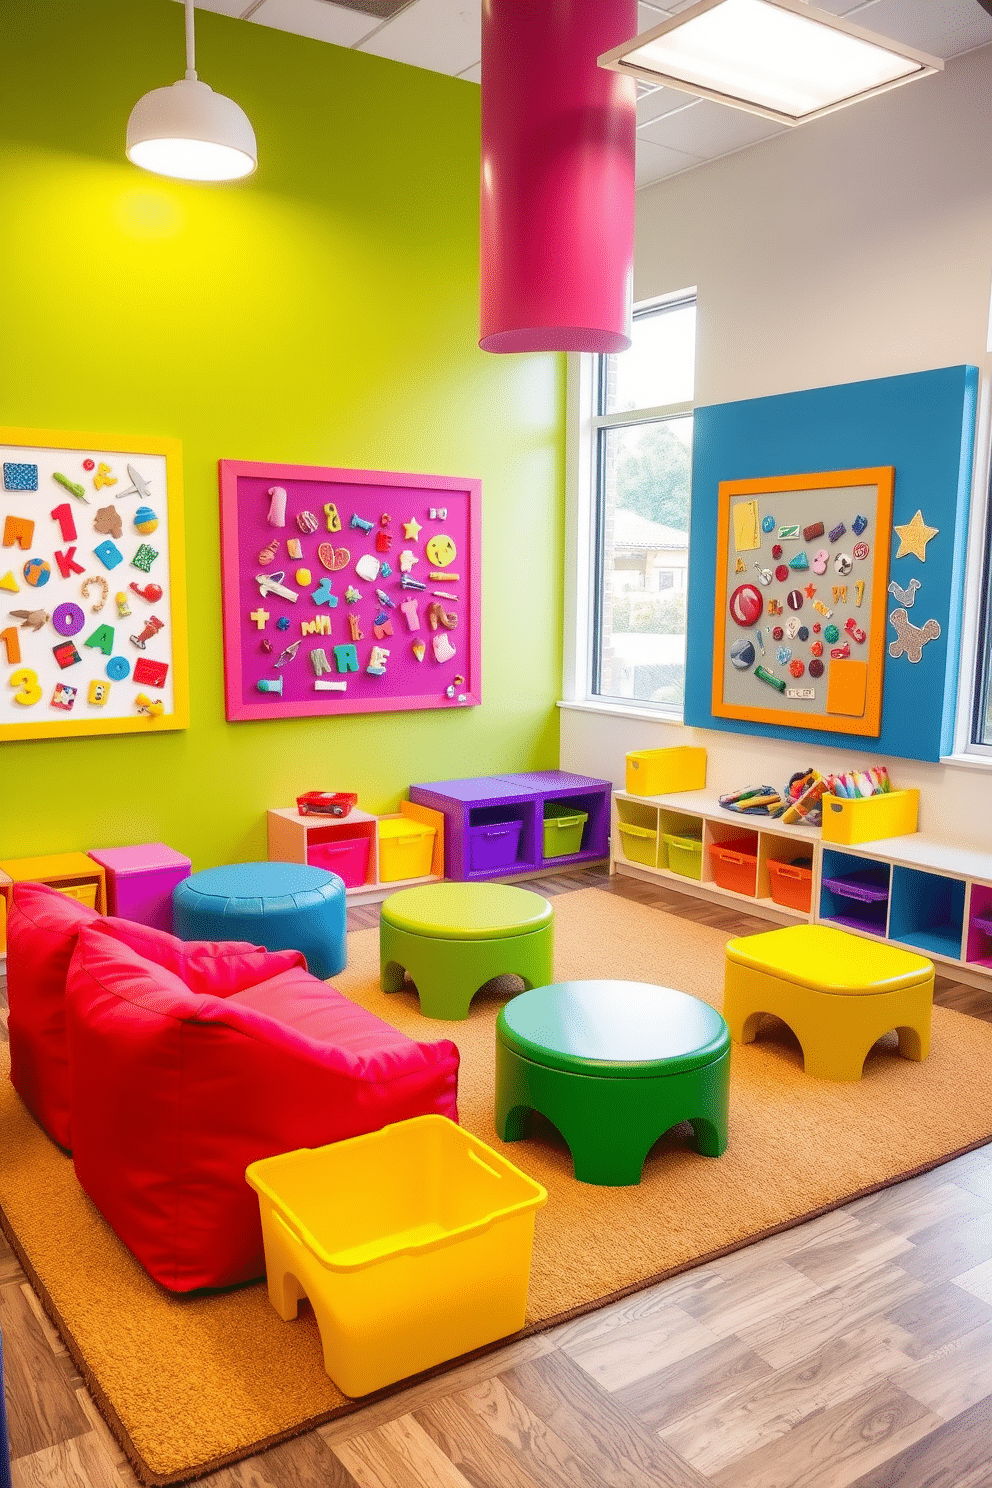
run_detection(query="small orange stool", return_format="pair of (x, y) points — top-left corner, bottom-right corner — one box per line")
(723, 924), (934, 1082)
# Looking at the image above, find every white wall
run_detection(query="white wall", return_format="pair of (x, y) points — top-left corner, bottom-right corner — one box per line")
(561, 44), (992, 851)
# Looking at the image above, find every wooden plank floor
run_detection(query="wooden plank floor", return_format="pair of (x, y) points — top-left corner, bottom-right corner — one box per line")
(1, 866), (990, 1488)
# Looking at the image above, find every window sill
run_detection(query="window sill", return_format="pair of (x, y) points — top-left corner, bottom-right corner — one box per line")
(557, 699), (686, 726)
(939, 752), (992, 773)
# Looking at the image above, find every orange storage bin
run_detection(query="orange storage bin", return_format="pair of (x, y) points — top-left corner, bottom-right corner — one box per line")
(708, 835), (758, 897)
(768, 857), (813, 914)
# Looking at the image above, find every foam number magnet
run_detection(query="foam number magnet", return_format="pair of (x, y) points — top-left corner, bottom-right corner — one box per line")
(9, 667), (42, 706)
(0, 626), (21, 665)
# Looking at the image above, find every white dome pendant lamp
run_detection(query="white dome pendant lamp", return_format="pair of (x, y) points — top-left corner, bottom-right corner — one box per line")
(126, 0), (257, 182)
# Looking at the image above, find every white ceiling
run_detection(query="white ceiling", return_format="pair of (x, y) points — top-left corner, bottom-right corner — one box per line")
(184, 0), (992, 188)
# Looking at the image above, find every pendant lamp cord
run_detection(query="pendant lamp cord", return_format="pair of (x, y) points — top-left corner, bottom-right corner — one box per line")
(184, 0), (197, 80)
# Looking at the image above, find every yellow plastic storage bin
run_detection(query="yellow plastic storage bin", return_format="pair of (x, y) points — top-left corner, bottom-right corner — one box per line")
(55, 882), (99, 908)
(821, 790), (919, 845)
(378, 818), (436, 882)
(662, 832), (703, 880)
(616, 821), (658, 867)
(246, 1116), (547, 1397)
(625, 746), (706, 797)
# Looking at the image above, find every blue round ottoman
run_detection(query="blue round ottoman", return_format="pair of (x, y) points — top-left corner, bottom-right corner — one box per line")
(172, 862), (347, 979)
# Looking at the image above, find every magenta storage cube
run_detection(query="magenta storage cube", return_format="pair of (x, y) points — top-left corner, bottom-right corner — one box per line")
(87, 844), (191, 932)
(307, 837), (371, 889)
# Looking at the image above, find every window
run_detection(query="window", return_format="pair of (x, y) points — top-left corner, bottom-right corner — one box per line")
(584, 293), (696, 712)
(966, 462), (992, 754)
(950, 347), (992, 762)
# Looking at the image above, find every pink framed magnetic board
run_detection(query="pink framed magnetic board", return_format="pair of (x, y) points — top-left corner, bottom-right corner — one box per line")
(219, 461), (481, 722)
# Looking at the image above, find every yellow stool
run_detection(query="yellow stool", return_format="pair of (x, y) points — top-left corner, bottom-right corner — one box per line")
(724, 924), (934, 1082)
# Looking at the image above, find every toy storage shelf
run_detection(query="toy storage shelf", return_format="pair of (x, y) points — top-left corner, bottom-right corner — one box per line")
(409, 771), (611, 883)
(611, 792), (992, 985)
(821, 835), (984, 971)
(0, 852), (108, 956)
(267, 801), (444, 906)
(612, 790), (818, 925)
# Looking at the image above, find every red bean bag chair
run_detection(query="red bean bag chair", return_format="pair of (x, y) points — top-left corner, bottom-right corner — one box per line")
(65, 926), (460, 1291)
(6, 882), (99, 1148)
(5, 882), (305, 1150)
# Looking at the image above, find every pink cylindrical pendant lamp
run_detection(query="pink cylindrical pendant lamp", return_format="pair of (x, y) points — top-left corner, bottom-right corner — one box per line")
(479, 0), (637, 355)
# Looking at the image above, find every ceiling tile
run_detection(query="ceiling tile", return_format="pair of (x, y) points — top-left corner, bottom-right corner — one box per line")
(811, 0), (881, 13)
(637, 84), (701, 125)
(248, 0), (379, 46)
(737, 1), (991, 57)
(637, 2), (670, 29)
(458, 60), (481, 83)
(639, 97), (785, 155)
(635, 136), (702, 188)
(178, 1), (248, 16)
(358, 0), (481, 75)
(840, 0), (992, 57)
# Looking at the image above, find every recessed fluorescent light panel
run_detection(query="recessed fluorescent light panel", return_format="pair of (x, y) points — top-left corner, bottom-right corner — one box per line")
(598, 0), (942, 126)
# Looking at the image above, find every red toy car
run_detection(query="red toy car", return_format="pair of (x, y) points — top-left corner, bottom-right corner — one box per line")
(296, 791), (358, 818)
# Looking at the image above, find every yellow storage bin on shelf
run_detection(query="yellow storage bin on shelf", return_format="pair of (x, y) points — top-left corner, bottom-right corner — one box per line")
(821, 789), (919, 845)
(663, 832), (703, 880)
(246, 1116), (547, 1397)
(625, 746), (706, 797)
(56, 882), (99, 908)
(616, 821), (658, 867)
(378, 817), (436, 882)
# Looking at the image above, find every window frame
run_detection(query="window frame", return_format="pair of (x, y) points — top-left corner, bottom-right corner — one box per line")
(563, 289), (697, 720)
(947, 351), (992, 764)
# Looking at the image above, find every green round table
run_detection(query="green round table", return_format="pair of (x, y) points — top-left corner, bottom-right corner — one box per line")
(380, 882), (554, 1020)
(495, 980), (730, 1186)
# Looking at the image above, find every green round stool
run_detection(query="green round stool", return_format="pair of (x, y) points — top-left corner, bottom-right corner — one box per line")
(380, 882), (555, 1021)
(495, 981), (730, 1186)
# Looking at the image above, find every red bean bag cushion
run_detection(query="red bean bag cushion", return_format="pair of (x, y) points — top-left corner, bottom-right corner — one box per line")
(6, 881), (307, 1150)
(66, 928), (460, 1292)
(6, 883), (100, 1148)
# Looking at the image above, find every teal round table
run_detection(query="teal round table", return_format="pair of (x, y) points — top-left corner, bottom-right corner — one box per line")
(495, 981), (730, 1186)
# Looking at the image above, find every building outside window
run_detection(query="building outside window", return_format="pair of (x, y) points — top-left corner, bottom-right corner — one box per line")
(588, 293), (696, 712)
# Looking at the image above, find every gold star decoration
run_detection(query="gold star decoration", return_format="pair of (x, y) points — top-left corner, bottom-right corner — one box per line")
(893, 509), (938, 562)
(403, 516), (422, 541)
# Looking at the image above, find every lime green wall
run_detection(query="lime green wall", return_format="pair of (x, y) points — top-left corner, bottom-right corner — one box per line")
(0, 0), (564, 868)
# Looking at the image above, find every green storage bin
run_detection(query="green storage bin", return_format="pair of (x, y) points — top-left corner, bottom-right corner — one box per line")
(616, 821), (658, 867)
(543, 803), (588, 859)
(662, 831), (703, 880)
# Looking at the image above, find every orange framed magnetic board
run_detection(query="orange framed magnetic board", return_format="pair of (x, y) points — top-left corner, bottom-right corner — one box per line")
(0, 427), (188, 741)
(712, 468), (893, 737)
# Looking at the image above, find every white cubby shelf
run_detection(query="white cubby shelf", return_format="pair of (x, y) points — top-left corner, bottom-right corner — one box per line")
(611, 789), (992, 988)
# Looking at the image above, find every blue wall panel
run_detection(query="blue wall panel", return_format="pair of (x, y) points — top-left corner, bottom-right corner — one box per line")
(685, 365), (978, 761)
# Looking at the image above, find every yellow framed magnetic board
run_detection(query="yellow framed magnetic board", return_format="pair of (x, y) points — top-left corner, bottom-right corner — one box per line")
(0, 427), (188, 741)
(712, 468), (893, 737)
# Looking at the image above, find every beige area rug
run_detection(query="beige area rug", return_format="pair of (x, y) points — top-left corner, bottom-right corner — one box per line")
(2, 888), (991, 1484)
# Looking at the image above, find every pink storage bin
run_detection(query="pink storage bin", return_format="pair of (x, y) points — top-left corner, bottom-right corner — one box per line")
(308, 837), (370, 889)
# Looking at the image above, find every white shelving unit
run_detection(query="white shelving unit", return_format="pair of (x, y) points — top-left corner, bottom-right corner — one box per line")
(612, 789), (992, 987)
(267, 801), (445, 907)
(612, 789), (820, 926)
